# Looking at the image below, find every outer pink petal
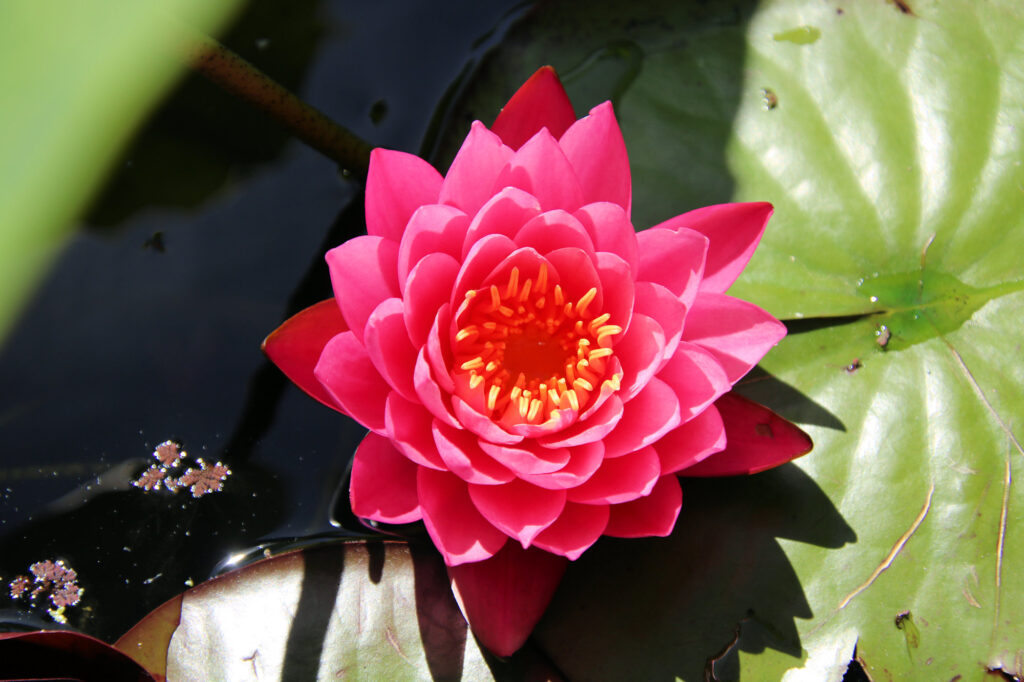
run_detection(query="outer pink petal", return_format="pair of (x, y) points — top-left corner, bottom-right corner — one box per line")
(419, 468), (508, 565)
(262, 299), (348, 411)
(656, 341), (732, 424)
(614, 313), (666, 400)
(314, 331), (390, 434)
(514, 210), (596, 258)
(520, 441), (605, 490)
(493, 129), (584, 213)
(603, 475), (682, 538)
(447, 542), (567, 656)
(433, 419), (516, 484)
(633, 281), (685, 367)
(655, 403), (727, 474)
(574, 202), (638, 271)
(683, 293), (787, 383)
(326, 236), (400, 343)
(365, 148), (443, 242)
(468, 478), (567, 547)
(681, 393), (812, 477)
(636, 227), (707, 310)
(350, 433), (421, 523)
(403, 253), (460, 347)
(490, 66), (577, 150)
(559, 102), (631, 214)
(385, 393), (445, 470)
(538, 394), (624, 449)
(397, 204), (468, 286)
(532, 501), (609, 560)
(653, 202), (772, 293)
(364, 298), (418, 403)
(439, 121), (514, 215)
(602, 377), (681, 458)
(461, 187), (542, 259)
(567, 445), (661, 505)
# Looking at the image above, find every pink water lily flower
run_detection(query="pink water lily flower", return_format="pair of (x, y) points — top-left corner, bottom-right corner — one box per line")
(264, 66), (812, 656)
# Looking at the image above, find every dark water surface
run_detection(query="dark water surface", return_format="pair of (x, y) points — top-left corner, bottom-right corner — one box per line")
(0, 0), (524, 640)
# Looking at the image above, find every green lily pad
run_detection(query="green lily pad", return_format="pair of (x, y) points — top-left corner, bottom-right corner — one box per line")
(434, 0), (1024, 678)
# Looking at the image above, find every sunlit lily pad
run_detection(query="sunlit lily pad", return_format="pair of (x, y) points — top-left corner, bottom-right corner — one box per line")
(436, 0), (1024, 678)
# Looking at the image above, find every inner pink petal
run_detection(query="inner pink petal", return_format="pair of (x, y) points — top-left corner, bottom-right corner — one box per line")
(468, 478), (567, 546)
(349, 433), (421, 524)
(514, 210), (597, 259)
(326, 236), (400, 343)
(403, 253), (459, 348)
(614, 313), (666, 401)
(537, 394), (624, 449)
(365, 148), (443, 242)
(602, 377), (681, 458)
(453, 233), (518, 304)
(432, 419), (516, 484)
(414, 347), (461, 429)
(520, 440), (604, 490)
(567, 445), (660, 505)
(418, 468), (508, 566)
(397, 204), (469, 286)
(478, 439), (570, 476)
(595, 252), (634, 333)
(461, 187), (542, 260)
(633, 281), (685, 368)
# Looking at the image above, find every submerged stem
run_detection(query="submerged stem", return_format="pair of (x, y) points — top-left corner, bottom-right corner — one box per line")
(179, 28), (372, 178)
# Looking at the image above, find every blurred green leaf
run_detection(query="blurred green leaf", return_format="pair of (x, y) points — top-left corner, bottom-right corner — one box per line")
(435, 0), (1024, 678)
(0, 0), (243, 340)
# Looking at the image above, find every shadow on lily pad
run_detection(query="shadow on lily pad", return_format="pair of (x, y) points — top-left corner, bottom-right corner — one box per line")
(536, 463), (855, 681)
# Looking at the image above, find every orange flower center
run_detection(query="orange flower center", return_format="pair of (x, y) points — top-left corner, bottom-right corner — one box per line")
(453, 264), (622, 427)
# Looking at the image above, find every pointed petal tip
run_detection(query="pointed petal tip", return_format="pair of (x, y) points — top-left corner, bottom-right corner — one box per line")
(448, 543), (568, 656)
(491, 66), (576, 150)
(262, 299), (348, 411)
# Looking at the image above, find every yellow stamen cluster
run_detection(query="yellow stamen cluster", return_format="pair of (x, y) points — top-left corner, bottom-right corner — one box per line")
(453, 264), (622, 426)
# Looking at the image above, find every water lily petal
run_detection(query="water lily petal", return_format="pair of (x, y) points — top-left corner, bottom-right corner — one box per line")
(461, 187), (542, 258)
(314, 331), (389, 434)
(326, 236), (400, 343)
(453, 233), (518, 304)
(595, 252), (634, 332)
(655, 404), (727, 474)
(657, 341), (732, 424)
(414, 348), (461, 429)
(681, 393), (812, 476)
(468, 478), (566, 546)
(490, 65), (576, 150)
(403, 253), (459, 347)
(448, 542), (567, 657)
(350, 433), (421, 524)
(544, 246), (602, 306)
(567, 445), (660, 505)
(452, 396), (524, 445)
(364, 298), (418, 403)
(633, 281), (685, 366)
(614, 312), (666, 400)
(559, 101), (631, 214)
(603, 475), (682, 538)
(520, 441), (604, 490)
(532, 501), (609, 560)
(478, 440), (570, 476)
(365, 148), (443, 242)
(397, 204), (468, 286)
(636, 226), (707, 310)
(385, 393), (445, 470)
(433, 419), (516, 484)
(262, 299), (347, 411)
(654, 201), (772, 293)
(602, 377), (682, 458)
(684, 293), (787, 383)
(494, 129), (583, 213)
(514, 209), (596, 258)
(419, 468), (508, 566)
(538, 394), (623, 448)
(439, 121), (514, 215)
(574, 202), (638, 271)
